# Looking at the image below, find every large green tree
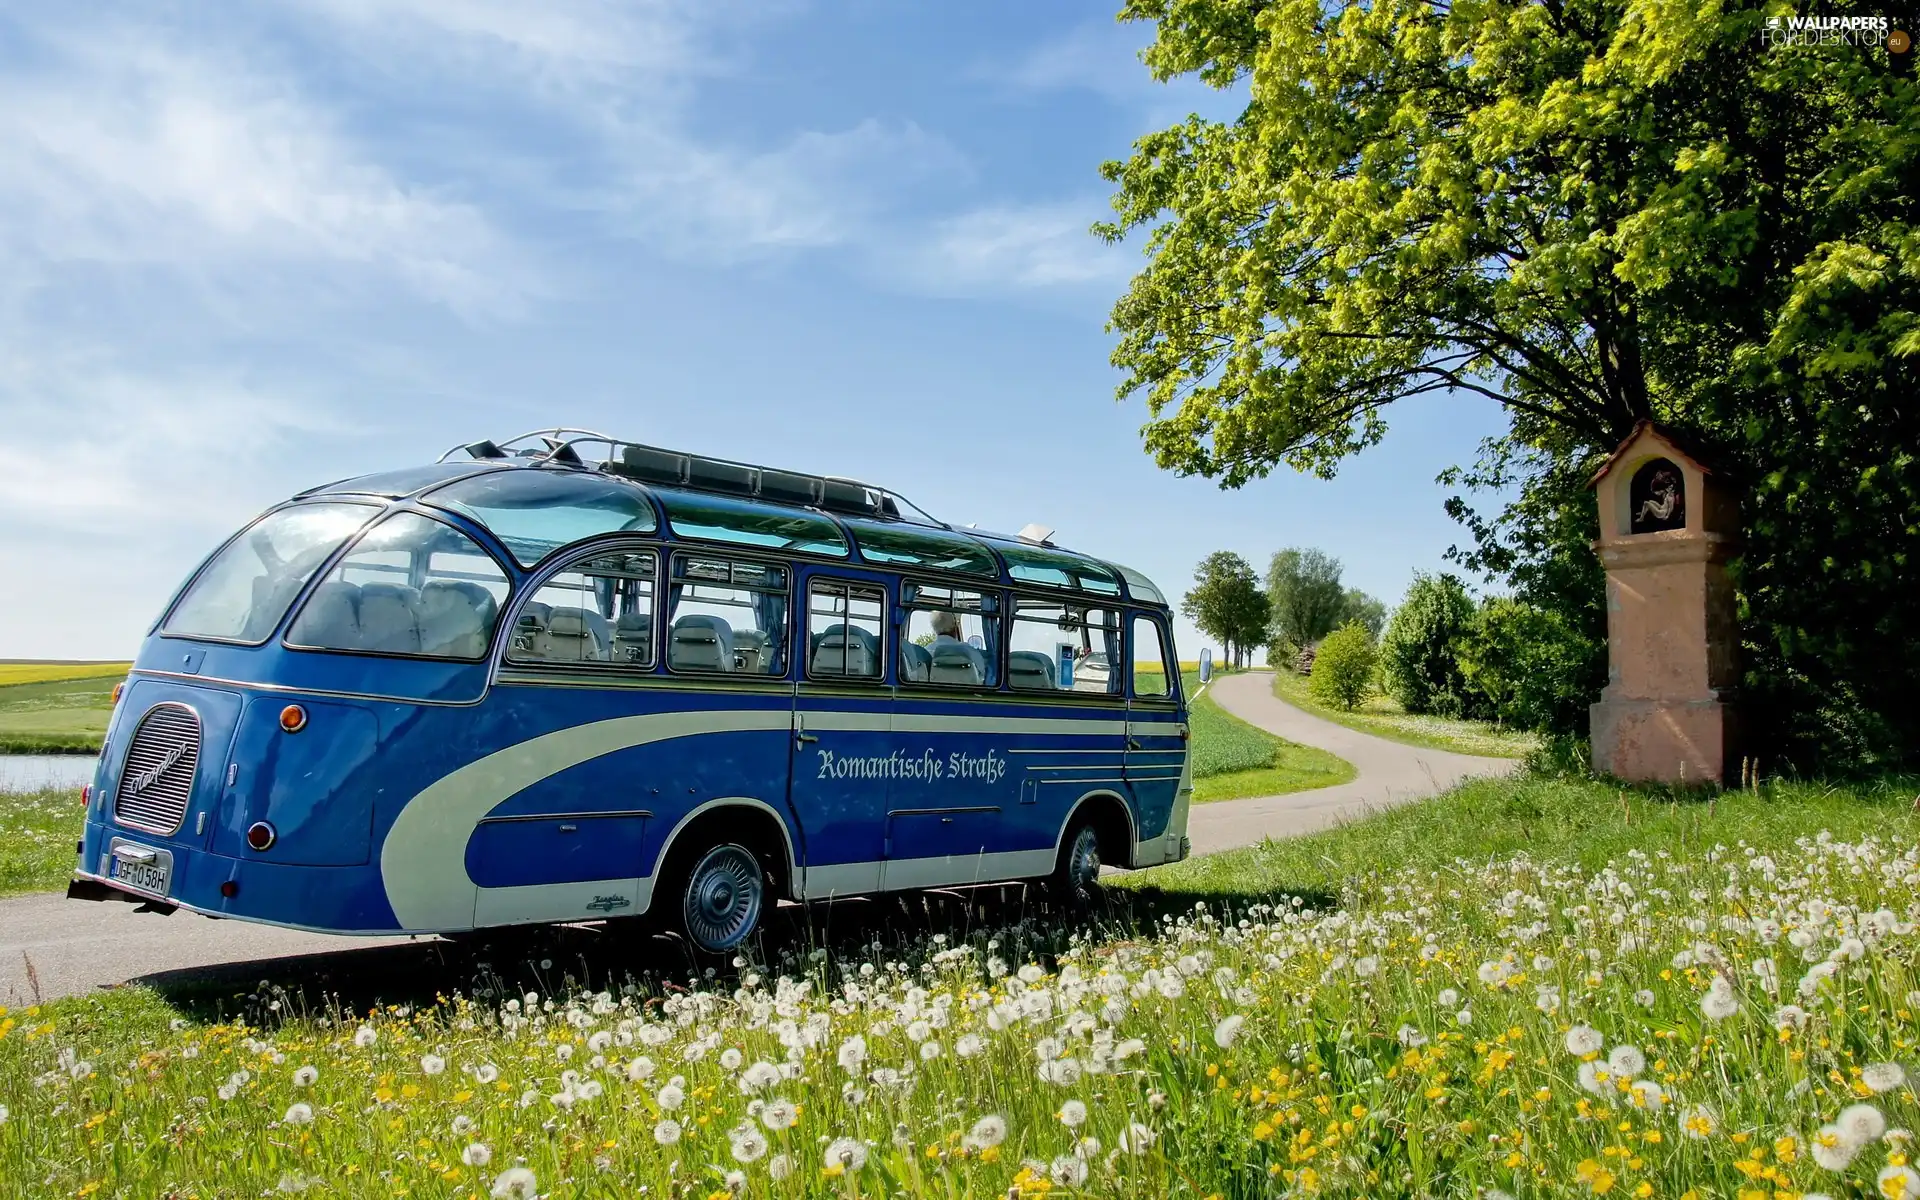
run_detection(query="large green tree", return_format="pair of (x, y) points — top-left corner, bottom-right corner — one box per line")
(1103, 0), (1920, 768)
(1266, 547), (1347, 649)
(1181, 550), (1272, 667)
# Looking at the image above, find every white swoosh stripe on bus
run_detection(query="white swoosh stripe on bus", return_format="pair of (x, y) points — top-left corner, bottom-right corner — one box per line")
(380, 709), (1140, 930)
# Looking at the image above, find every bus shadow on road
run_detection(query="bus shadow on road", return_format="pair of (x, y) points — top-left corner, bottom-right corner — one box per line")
(134, 879), (1336, 1023)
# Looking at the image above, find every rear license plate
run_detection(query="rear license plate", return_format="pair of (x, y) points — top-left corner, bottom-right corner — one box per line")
(105, 840), (172, 897)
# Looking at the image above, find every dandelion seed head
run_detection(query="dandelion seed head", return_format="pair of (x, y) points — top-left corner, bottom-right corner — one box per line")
(1607, 1045), (1646, 1078)
(1864, 1062), (1907, 1094)
(967, 1114), (1008, 1148)
(824, 1136), (868, 1171)
(1565, 1025), (1604, 1057)
(1840, 1102), (1888, 1145)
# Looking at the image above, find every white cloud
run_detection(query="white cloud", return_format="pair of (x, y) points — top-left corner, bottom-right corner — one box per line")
(287, 0), (967, 266)
(288, 0), (734, 79)
(599, 119), (970, 258)
(902, 201), (1132, 294)
(992, 18), (1156, 102)
(0, 22), (534, 321)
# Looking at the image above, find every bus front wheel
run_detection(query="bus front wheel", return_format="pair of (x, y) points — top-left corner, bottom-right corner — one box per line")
(667, 842), (766, 955)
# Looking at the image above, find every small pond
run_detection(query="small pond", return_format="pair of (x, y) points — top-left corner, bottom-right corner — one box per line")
(0, 754), (98, 793)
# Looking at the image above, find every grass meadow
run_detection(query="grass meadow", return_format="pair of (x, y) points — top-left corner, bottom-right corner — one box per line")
(1186, 672), (1354, 803)
(1270, 668), (1539, 760)
(0, 789), (77, 898)
(0, 663), (127, 755)
(4, 774), (1919, 1198)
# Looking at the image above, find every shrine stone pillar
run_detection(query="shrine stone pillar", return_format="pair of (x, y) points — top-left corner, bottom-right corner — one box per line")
(1587, 422), (1741, 785)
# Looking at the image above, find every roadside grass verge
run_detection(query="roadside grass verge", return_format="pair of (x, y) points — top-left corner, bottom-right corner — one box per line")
(6, 772), (1920, 1199)
(1271, 666), (1539, 759)
(0, 788), (79, 897)
(0, 674), (120, 755)
(1189, 671), (1353, 802)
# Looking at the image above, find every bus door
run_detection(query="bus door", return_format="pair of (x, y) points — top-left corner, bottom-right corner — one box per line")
(788, 569), (895, 899)
(997, 599), (1129, 868)
(1125, 612), (1187, 841)
(886, 582), (1011, 889)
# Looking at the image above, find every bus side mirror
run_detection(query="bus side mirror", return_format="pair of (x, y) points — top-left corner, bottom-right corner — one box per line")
(1198, 648), (1213, 684)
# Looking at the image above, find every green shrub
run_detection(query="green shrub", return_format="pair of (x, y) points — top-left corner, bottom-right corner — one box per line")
(1307, 621), (1376, 710)
(1380, 572), (1476, 716)
(1457, 596), (1606, 735)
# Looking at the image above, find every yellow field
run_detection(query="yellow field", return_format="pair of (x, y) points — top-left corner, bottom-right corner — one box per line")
(0, 662), (131, 687)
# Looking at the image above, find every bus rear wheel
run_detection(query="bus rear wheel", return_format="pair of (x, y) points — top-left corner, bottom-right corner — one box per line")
(668, 843), (766, 955)
(1046, 820), (1103, 910)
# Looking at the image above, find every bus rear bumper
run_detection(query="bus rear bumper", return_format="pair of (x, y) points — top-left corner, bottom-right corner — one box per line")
(66, 874), (177, 913)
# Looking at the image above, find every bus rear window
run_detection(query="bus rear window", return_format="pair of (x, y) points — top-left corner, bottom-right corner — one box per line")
(163, 503), (379, 645)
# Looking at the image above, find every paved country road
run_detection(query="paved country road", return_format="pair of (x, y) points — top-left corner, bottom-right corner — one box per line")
(1189, 670), (1516, 855)
(0, 671), (1513, 1005)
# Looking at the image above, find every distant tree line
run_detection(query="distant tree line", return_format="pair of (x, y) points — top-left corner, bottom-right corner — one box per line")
(1178, 548), (1386, 670)
(1185, 550), (1601, 728)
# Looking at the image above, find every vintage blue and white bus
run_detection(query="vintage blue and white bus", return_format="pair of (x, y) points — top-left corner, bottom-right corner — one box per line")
(70, 431), (1191, 952)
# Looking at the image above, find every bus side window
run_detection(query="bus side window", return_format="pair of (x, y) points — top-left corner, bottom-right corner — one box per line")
(1131, 613), (1174, 699)
(807, 579), (885, 680)
(899, 584), (996, 687)
(507, 550), (657, 667)
(667, 555), (790, 676)
(286, 511), (509, 660)
(1008, 599), (1120, 695)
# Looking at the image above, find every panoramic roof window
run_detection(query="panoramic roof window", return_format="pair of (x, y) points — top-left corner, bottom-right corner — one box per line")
(426, 469), (657, 567)
(305, 462), (494, 499)
(1111, 562), (1166, 606)
(996, 543), (1122, 596)
(163, 503), (380, 645)
(657, 489), (848, 557)
(843, 519), (998, 577)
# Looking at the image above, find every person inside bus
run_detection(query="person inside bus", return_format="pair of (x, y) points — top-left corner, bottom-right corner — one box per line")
(929, 609), (965, 647)
(926, 608), (988, 686)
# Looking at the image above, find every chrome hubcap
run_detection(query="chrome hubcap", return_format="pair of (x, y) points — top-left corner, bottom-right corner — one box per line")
(682, 844), (763, 952)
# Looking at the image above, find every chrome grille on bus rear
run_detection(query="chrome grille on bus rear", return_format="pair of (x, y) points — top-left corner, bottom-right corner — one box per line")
(113, 703), (202, 836)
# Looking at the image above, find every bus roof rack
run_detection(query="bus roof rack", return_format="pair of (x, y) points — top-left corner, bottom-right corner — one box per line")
(440, 429), (944, 527)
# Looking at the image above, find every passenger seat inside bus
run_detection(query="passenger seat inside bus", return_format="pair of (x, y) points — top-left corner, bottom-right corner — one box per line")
(545, 607), (612, 661)
(812, 624), (878, 676)
(731, 628), (770, 673)
(358, 583), (422, 653)
(901, 642), (932, 683)
(928, 642), (985, 686)
(419, 581), (497, 659)
(291, 580), (362, 648)
(612, 613), (652, 663)
(669, 614), (733, 671)
(1008, 650), (1058, 690)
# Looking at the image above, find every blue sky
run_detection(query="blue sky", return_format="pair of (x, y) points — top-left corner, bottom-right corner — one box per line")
(0, 0), (1513, 661)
